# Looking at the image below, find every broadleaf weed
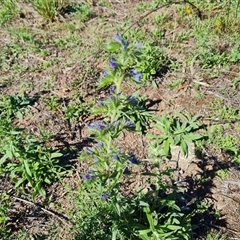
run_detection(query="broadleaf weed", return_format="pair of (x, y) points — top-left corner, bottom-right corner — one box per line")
(148, 112), (203, 158)
(0, 93), (70, 198)
(0, 93), (35, 120)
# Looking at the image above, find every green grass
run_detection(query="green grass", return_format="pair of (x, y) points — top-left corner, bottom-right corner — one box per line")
(0, 0), (20, 25)
(30, 0), (69, 22)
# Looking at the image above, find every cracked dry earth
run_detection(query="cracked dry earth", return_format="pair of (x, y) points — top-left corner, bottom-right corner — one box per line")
(0, 0), (240, 239)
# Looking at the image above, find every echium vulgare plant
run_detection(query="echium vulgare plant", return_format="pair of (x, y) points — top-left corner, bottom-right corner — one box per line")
(76, 34), (193, 239)
(80, 33), (151, 192)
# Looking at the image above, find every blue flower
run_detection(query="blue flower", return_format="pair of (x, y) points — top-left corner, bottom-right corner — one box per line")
(96, 122), (105, 130)
(97, 100), (104, 107)
(102, 70), (108, 77)
(86, 147), (93, 155)
(87, 123), (95, 129)
(123, 167), (131, 175)
(84, 171), (95, 180)
(109, 85), (115, 93)
(128, 96), (138, 105)
(128, 154), (138, 164)
(93, 157), (99, 162)
(129, 69), (142, 82)
(109, 92), (121, 101)
(115, 33), (128, 50)
(110, 57), (117, 69)
(125, 120), (135, 129)
(112, 155), (119, 161)
(136, 42), (142, 49)
(102, 194), (107, 201)
(88, 121), (107, 130)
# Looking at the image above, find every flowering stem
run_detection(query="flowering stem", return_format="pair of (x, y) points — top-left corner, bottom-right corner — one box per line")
(106, 134), (112, 154)
(111, 108), (117, 123)
(115, 74), (124, 94)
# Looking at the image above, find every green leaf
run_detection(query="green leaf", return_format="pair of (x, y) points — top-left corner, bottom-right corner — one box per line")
(183, 133), (203, 141)
(106, 41), (121, 52)
(180, 140), (188, 157)
(44, 177), (51, 184)
(147, 133), (157, 139)
(97, 75), (114, 89)
(114, 202), (121, 216)
(175, 111), (188, 122)
(138, 229), (152, 236)
(50, 152), (63, 159)
(138, 233), (150, 240)
(163, 139), (171, 157)
(23, 159), (32, 177)
(139, 201), (149, 207)
(0, 154), (8, 165)
(15, 177), (26, 188)
(33, 184), (45, 199)
(112, 229), (117, 240)
(144, 206), (155, 231)
(167, 225), (182, 230)
(16, 111), (23, 120)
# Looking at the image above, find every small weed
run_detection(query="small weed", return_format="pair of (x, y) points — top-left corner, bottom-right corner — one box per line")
(134, 42), (169, 82)
(44, 76), (57, 90)
(231, 75), (240, 90)
(168, 78), (185, 90)
(216, 169), (229, 181)
(176, 31), (191, 43)
(193, 91), (205, 99)
(38, 126), (54, 142)
(62, 99), (90, 123)
(9, 27), (36, 45)
(44, 96), (61, 111)
(196, 49), (228, 69)
(153, 12), (169, 25)
(0, 131), (70, 198)
(196, 199), (210, 214)
(0, 93), (70, 198)
(135, 1), (160, 12)
(207, 124), (240, 163)
(0, 93), (35, 120)
(211, 98), (240, 122)
(53, 36), (70, 49)
(69, 2), (92, 22)
(148, 111), (203, 158)
(0, 0), (20, 25)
